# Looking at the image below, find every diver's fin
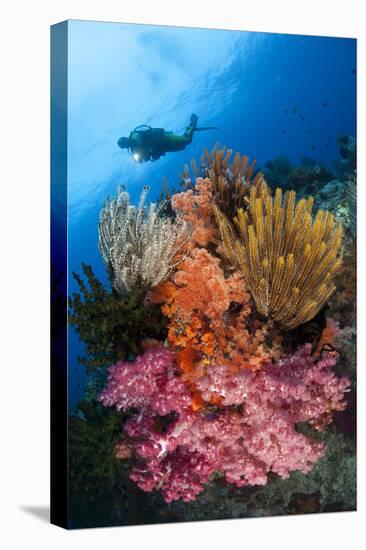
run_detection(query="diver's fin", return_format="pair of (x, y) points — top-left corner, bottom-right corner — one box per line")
(195, 126), (218, 131)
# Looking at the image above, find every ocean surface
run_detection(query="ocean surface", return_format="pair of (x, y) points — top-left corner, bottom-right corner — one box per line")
(66, 20), (356, 409)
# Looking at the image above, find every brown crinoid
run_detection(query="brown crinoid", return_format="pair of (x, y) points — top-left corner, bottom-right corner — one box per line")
(215, 184), (343, 330)
(180, 144), (268, 219)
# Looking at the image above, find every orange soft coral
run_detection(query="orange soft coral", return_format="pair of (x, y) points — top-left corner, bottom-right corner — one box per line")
(219, 311), (272, 372)
(151, 280), (177, 318)
(171, 177), (218, 248)
(315, 318), (340, 356)
(172, 248), (238, 321)
(153, 246), (276, 408)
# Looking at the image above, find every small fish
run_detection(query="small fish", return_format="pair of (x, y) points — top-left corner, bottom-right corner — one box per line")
(283, 130), (287, 134)
(292, 105), (298, 113)
(321, 99), (328, 108)
(284, 109), (288, 113)
(299, 114), (304, 121)
(352, 68), (356, 75)
(311, 145), (316, 150)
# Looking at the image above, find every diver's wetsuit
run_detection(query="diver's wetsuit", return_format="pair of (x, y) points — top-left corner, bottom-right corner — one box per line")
(122, 114), (198, 162)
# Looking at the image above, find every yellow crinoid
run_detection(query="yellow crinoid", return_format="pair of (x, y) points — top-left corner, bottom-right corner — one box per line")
(214, 184), (343, 330)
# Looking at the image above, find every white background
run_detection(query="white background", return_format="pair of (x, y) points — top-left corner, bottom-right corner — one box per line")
(0, 1), (364, 548)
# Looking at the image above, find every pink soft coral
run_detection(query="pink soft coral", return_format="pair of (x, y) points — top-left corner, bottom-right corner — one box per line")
(98, 344), (350, 503)
(98, 346), (191, 415)
(196, 344), (349, 423)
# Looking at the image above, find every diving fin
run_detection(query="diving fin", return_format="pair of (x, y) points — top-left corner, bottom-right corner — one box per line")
(195, 126), (218, 131)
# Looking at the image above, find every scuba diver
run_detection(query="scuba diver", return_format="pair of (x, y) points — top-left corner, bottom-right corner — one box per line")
(117, 114), (217, 163)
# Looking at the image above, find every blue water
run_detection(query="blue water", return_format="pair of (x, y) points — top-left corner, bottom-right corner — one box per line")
(66, 20), (356, 409)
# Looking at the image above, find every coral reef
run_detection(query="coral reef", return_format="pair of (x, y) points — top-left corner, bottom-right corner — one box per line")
(263, 138), (356, 235)
(99, 185), (189, 293)
(335, 135), (356, 177)
(98, 345), (350, 503)
(264, 156), (333, 195)
(215, 185), (343, 329)
(69, 142), (356, 524)
(167, 428), (355, 522)
(345, 171), (357, 236)
(330, 230), (356, 329)
(313, 178), (351, 230)
(69, 418), (355, 528)
(69, 263), (168, 370)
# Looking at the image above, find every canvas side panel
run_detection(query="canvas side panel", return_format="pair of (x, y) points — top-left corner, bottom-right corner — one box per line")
(50, 20), (68, 529)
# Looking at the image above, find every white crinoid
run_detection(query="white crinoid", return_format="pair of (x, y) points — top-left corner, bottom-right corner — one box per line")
(98, 185), (190, 294)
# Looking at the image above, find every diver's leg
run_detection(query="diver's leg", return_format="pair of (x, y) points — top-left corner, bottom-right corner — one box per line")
(183, 114), (198, 144)
(163, 115), (199, 151)
(163, 134), (188, 151)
